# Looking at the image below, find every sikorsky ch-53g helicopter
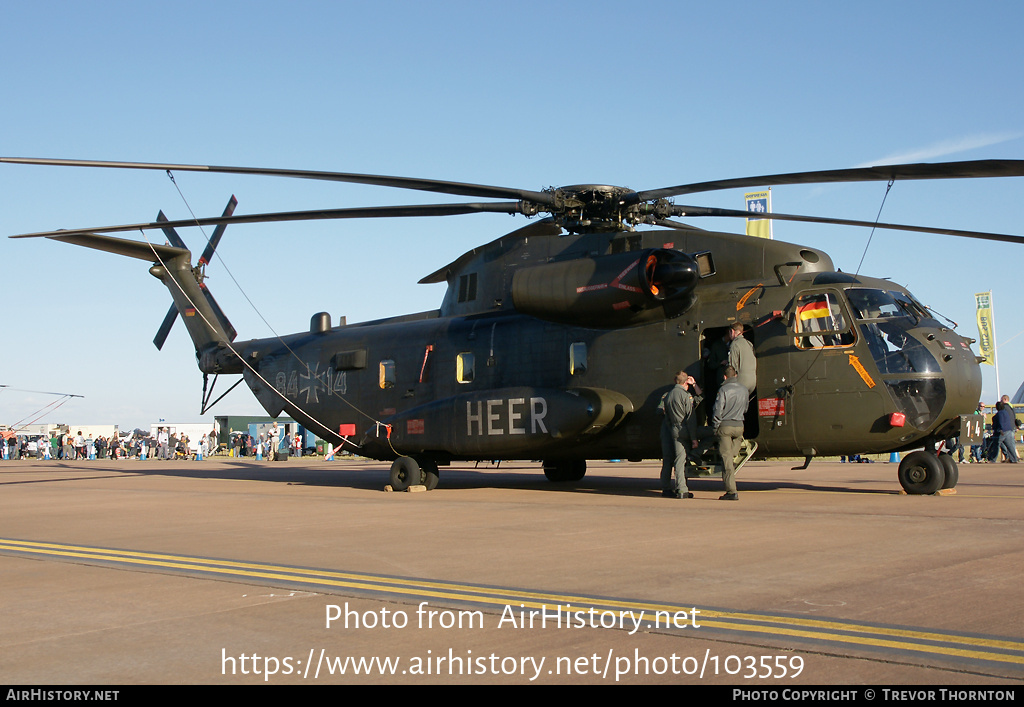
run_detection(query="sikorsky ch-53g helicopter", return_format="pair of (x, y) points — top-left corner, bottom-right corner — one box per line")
(5, 157), (1024, 494)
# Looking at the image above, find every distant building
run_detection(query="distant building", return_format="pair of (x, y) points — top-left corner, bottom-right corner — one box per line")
(214, 415), (297, 437)
(6, 423), (118, 440)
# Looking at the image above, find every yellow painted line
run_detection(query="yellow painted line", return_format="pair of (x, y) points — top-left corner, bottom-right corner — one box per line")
(2, 538), (1022, 666)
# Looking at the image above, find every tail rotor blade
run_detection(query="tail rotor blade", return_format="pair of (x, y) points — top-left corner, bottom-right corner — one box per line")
(152, 210), (186, 350)
(151, 196), (239, 349)
(153, 304), (178, 350)
(156, 210), (188, 249)
(198, 195), (238, 266)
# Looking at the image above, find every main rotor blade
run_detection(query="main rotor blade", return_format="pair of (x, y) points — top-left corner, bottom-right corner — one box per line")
(9, 202), (526, 239)
(0, 157), (555, 206)
(670, 204), (1024, 244)
(637, 159), (1024, 202)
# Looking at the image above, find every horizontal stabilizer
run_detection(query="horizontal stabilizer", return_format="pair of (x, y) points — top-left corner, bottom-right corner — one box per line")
(44, 230), (236, 357)
(47, 232), (188, 262)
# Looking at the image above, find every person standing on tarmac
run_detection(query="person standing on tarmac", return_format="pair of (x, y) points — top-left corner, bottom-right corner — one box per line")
(993, 395), (1020, 463)
(267, 421), (280, 462)
(157, 427), (169, 460)
(659, 372), (703, 500)
(713, 366), (747, 501)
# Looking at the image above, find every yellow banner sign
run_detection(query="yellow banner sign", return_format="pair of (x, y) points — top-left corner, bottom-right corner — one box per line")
(975, 291), (995, 366)
(745, 190), (772, 239)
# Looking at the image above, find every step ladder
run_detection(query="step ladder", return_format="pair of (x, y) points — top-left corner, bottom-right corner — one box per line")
(687, 439), (758, 478)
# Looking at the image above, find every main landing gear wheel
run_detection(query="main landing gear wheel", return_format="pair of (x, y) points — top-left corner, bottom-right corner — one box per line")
(938, 453), (959, 489)
(389, 457), (440, 490)
(542, 459), (587, 483)
(419, 458), (440, 491)
(389, 457), (420, 491)
(897, 451), (946, 495)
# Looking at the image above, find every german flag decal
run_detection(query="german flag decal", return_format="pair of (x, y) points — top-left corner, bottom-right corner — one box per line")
(797, 298), (831, 321)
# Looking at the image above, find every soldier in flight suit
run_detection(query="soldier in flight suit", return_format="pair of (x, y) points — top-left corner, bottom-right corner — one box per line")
(659, 371), (703, 499)
(727, 322), (756, 395)
(713, 366), (747, 500)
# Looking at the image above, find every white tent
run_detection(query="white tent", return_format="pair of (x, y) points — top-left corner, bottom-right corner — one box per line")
(1012, 380), (1024, 405)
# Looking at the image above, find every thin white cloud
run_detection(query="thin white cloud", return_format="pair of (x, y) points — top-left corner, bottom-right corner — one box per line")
(856, 132), (1024, 167)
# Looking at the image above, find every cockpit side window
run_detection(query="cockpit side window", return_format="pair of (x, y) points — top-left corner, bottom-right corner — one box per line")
(793, 291), (855, 349)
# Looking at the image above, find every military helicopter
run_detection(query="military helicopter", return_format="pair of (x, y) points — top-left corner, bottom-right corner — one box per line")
(5, 157), (1024, 494)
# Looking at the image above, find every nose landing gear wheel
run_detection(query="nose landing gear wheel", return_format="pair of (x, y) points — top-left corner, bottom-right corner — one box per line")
(897, 451), (945, 495)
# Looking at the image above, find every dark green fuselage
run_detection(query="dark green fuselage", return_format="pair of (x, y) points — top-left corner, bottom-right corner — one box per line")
(227, 227), (980, 464)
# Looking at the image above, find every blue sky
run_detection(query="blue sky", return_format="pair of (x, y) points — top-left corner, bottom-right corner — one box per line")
(2, 1), (1023, 429)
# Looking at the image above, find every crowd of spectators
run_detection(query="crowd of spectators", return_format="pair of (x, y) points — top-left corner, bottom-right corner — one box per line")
(2, 427), (313, 461)
(2, 429), (219, 461)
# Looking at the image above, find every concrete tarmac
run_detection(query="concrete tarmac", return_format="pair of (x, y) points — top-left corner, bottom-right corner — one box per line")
(1, 456), (1022, 685)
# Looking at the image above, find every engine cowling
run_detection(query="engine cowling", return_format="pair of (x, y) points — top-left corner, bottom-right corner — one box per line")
(511, 249), (699, 327)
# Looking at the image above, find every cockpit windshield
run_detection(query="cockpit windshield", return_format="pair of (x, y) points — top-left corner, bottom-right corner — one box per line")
(843, 287), (944, 429)
(858, 321), (941, 374)
(892, 291), (930, 321)
(843, 289), (941, 375)
(846, 289), (921, 322)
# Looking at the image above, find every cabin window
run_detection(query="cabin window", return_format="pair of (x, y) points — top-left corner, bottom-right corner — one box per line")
(793, 292), (855, 349)
(379, 360), (396, 389)
(458, 273), (478, 303)
(456, 352), (475, 383)
(569, 342), (588, 375)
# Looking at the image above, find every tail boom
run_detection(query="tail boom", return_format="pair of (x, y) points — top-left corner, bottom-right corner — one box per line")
(47, 232), (240, 373)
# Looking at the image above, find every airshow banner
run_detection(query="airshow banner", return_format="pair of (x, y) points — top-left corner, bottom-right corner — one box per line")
(975, 291), (995, 366)
(745, 190), (772, 239)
